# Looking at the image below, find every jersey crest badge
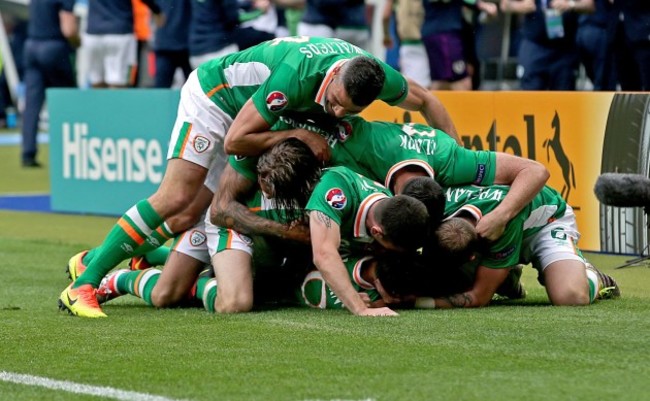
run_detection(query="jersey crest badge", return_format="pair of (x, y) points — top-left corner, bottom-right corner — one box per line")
(266, 91), (288, 112)
(193, 136), (210, 153)
(189, 230), (207, 247)
(325, 188), (347, 210)
(336, 121), (352, 142)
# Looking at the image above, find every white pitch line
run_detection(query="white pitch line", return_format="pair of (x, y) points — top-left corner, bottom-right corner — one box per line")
(0, 371), (191, 401)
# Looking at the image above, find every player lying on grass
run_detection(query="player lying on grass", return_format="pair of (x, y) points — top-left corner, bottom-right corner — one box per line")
(399, 177), (621, 309)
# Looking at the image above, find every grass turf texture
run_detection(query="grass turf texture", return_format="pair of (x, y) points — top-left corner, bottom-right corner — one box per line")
(1, 143), (650, 401)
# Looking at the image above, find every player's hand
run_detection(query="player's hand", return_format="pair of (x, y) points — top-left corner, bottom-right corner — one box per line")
(284, 220), (311, 244)
(478, 0), (498, 17)
(296, 129), (331, 163)
(475, 210), (507, 241)
(356, 306), (398, 317)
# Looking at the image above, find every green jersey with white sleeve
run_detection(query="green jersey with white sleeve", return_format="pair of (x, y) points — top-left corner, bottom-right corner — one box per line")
(443, 185), (567, 268)
(196, 36), (408, 125)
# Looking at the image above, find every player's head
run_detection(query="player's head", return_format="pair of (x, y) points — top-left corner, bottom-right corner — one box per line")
(325, 56), (385, 117)
(434, 216), (479, 264)
(257, 138), (322, 221)
(372, 195), (430, 252)
(401, 176), (445, 228)
(374, 252), (426, 301)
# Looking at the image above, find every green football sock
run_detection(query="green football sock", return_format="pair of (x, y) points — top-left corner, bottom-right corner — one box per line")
(195, 277), (217, 313)
(74, 199), (163, 288)
(142, 246), (171, 267)
(116, 268), (161, 306)
(133, 221), (174, 258)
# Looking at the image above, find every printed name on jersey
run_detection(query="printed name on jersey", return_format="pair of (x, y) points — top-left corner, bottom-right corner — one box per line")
(193, 136), (210, 153)
(266, 91), (288, 112)
(325, 188), (347, 209)
(474, 164), (486, 184)
(189, 230), (207, 247)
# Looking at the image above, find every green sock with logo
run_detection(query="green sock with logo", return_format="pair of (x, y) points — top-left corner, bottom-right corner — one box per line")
(74, 199), (163, 288)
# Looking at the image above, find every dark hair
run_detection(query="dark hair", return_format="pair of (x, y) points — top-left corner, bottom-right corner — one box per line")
(401, 176), (445, 228)
(257, 138), (322, 222)
(376, 195), (429, 251)
(340, 56), (385, 107)
(375, 252), (426, 297)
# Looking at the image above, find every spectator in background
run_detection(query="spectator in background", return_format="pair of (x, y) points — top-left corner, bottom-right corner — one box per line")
(189, 0), (239, 68)
(576, 0), (615, 90)
(235, 0), (277, 50)
(297, 0), (370, 50)
(132, 0), (154, 87)
(501, 0), (586, 90)
(0, 16), (27, 128)
(383, 0), (431, 88)
(421, 0), (497, 91)
(153, 0), (192, 88)
(83, 0), (161, 88)
(21, 0), (78, 167)
(616, 0), (650, 91)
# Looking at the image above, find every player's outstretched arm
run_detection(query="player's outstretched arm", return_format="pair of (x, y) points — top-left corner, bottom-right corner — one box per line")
(397, 78), (460, 144)
(417, 265), (510, 309)
(224, 99), (331, 161)
(310, 210), (398, 316)
(478, 153), (550, 241)
(210, 164), (310, 243)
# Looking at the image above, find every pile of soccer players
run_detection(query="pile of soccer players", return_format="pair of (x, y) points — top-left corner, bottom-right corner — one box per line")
(57, 37), (619, 319)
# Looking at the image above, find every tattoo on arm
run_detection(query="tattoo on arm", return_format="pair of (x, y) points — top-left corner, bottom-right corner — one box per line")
(315, 211), (332, 229)
(444, 293), (474, 308)
(222, 201), (286, 237)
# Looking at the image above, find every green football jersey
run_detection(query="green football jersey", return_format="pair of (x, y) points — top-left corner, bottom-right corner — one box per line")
(298, 255), (381, 309)
(306, 166), (391, 254)
(196, 36), (408, 125)
(246, 114), (497, 190)
(443, 185), (567, 268)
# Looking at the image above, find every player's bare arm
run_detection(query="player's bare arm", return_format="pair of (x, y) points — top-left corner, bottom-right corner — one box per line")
(309, 211), (398, 316)
(397, 78), (460, 144)
(210, 164), (310, 243)
(478, 153), (550, 240)
(419, 266), (510, 309)
(224, 99), (331, 161)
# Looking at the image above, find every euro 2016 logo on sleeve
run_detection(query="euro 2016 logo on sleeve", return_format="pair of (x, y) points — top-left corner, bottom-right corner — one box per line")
(336, 121), (352, 142)
(193, 136), (210, 153)
(266, 91), (288, 112)
(325, 188), (347, 210)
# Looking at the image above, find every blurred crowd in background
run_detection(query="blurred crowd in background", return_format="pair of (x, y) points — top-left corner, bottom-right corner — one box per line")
(0, 0), (648, 131)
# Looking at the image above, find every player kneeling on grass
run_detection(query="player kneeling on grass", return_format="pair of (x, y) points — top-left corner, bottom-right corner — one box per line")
(95, 138), (320, 312)
(402, 178), (621, 309)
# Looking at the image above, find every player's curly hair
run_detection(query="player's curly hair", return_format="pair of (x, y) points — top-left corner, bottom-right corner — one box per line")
(341, 56), (386, 107)
(257, 138), (322, 223)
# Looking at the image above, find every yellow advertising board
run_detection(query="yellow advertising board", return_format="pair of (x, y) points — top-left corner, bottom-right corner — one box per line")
(361, 92), (621, 252)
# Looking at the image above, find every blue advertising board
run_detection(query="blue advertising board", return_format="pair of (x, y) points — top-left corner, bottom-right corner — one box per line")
(48, 89), (180, 215)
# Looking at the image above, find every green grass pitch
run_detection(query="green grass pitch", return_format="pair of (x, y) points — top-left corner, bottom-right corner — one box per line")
(1, 144), (649, 401)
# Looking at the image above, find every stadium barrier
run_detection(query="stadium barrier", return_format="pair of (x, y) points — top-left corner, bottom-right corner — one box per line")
(48, 89), (650, 253)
